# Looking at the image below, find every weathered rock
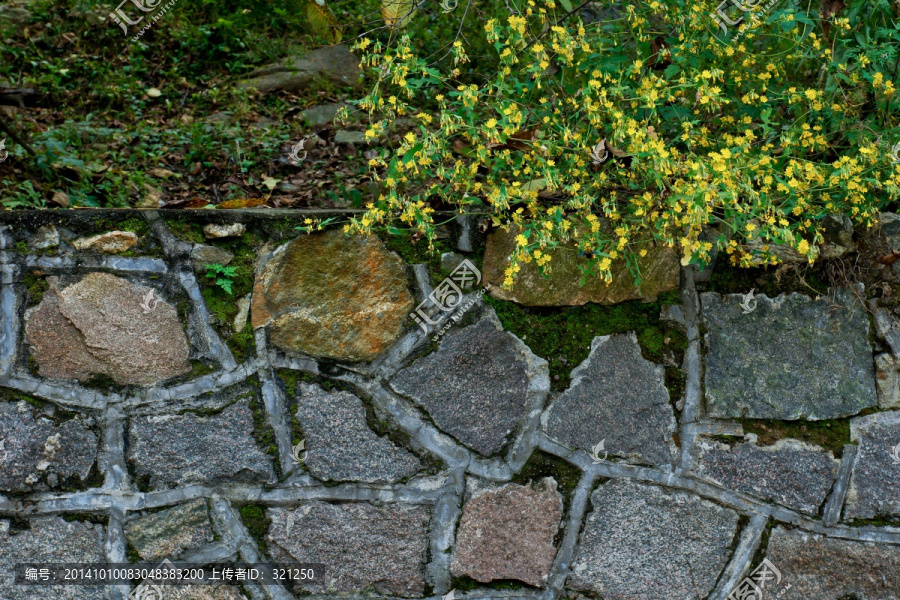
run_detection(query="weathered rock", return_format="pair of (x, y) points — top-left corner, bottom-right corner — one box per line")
(125, 499), (213, 561)
(568, 479), (738, 600)
(25, 273), (192, 385)
(875, 353), (900, 409)
(127, 400), (276, 490)
(267, 502), (429, 596)
(72, 230), (138, 253)
(293, 382), (421, 483)
(0, 517), (106, 600)
(191, 244), (234, 271)
(440, 251), (466, 273)
(844, 411), (900, 520)
(879, 212), (900, 252)
(764, 526), (900, 599)
(333, 129), (367, 144)
(451, 479), (562, 587)
(0, 401), (97, 491)
(874, 307), (900, 356)
(28, 225), (59, 250)
(692, 436), (838, 515)
(300, 102), (352, 126)
(237, 45), (362, 94)
(543, 333), (676, 467)
(482, 225), (679, 306)
(390, 313), (548, 456)
(251, 230), (413, 362)
(701, 290), (876, 420)
(203, 223), (245, 239)
(0, 5), (31, 25)
(233, 295), (251, 332)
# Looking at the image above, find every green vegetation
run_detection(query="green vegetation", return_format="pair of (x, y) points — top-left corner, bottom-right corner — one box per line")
(238, 504), (271, 555)
(205, 263), (238, 295)
(22, 271), (49, 307)
(740, 418), (851, 457)
(511, 449), (583, 506)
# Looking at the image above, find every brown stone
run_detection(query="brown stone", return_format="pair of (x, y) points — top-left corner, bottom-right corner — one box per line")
(72, 231), (138, 254)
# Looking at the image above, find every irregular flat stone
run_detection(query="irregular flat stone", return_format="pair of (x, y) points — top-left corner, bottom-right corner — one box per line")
(440, 251), (466, 273)
(701, 290), (876, 420)
(390, 313), (547, 456)
(233, 295), (251, 332)
(568, 479), (738, 600)
(237, 45), (362, 93)
(543, 333), (676, 467)
(300, 102), (350, 126)
(764, 526), (900, 599)
(293, 382), (421, 482)
(879, 212), (900, 252)
(72, 230), (138, 253)
(875, 353), (900, 408)
(28, 225), (59, 250)
(451, 479), (562, 587)
(844, 411), (900, 520)
(25, 273), (191, 385)
(0, 517), (106, 600)
(0, 401), (97, 491)
(127, 400), (276, 490)
(482, 225), (678, 306)
(203, 223), (245, 239)
(692, 436), (838, 515)
(251, 230), (413, 362)
(125, 499), (213, 561)
(267, 502), (429, 596)
(334, 129), (367, 144)
(191, 244), (234, 271)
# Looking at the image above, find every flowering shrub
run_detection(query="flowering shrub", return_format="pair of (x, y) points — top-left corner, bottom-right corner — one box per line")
(341, 0), (900, 287)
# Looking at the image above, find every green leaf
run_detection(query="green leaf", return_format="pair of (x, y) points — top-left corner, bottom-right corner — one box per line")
(780, 19), (796, 31)
(559, 0), (574, 12)
(381, 0), (414, 28)
(307, 0), (342, 44)
(663, 64), (680, 79)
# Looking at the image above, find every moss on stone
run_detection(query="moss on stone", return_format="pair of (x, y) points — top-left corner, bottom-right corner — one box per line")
(163, 217), (205, 244)
(94, 217), (151, 237)
(238, 505), (270, 555)
(739, 418), (851, 457)
(705, 263), (829, 297)
(511, 449), (582, 510)
(379, 229), (452, 285)
(22, 271), (48, 307)
(247, 390), (282, 478)
(14, 240), (28, 254)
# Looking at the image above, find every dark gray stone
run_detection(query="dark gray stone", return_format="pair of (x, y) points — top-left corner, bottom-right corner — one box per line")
(693, 436), (838, 515)
(568, 479), (738, 600)
(28, 225), (59, 250)
(334, 130), (367, 144)
(237, 45), (362, 93)
(701, 290), (876, 420)
(191, 244), (234, 271)
(127, 400), (276, 490)
(293, 382), (421, 483)
(300, 103), (346, 126)
(844, 411), (900, 520)
(543, 333), (676, 467)
(125, 499), (213, 561)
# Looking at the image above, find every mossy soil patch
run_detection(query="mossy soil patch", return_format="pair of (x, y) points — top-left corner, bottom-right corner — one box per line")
(739, 418), (851, 457)
(238, 505), (270, 556)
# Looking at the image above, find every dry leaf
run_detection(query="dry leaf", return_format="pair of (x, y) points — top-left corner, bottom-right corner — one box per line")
(50, 191), (70, 208)
(218, 197), (267, 209)
(307, 0), (342, 44)
(381, 0), (414, 29)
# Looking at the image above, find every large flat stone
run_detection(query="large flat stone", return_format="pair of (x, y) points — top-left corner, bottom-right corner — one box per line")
(844, 411), (900, 520)
(390, 312), (548, 456)
(568, 479), (738, 600)
(251, 230), (413, 362)
(125, 499), (213, 561)
(701, 290), (876, 420)
(266, 502), (429, 596)
(293, 382), (421, 483)
(127, 400), (276, 490)
(0, 517), (106, 599)
(237, 45), (362, 93)
(482, 225), (679, 306)
(764, 526), (900, 599)
(543, 333), (676, 467)
(0, 401), (97, 491)
(451, 479), (562, 587)
(25, 273), (191, 386)
(692, 436), (838, 515)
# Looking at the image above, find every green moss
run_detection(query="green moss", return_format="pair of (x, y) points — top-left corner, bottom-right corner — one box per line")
(238, 505), (271, 555)
(15, 240), (28, 254)
(380, 229), (452, 285)
(163, 218), (205, 244)
(229, 323), (255, 364)
(22, 271), (49, 306)
(705, 262), (829, 297)
(739, 418), (851, 457)
(189, 360), (217, 378)
(511, 449), (582, 509)
(94, 217), (151, 237)
(247, 391), (282, 477)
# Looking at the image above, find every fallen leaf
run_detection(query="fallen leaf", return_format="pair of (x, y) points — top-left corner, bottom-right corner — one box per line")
(149, 168), (179, 179)
(146, 88), (162, 98)
(50, 191), (70, 208)
(218, 197), (266, 209)
(381, 0), (414, 28)
(137, 184), (162, 208)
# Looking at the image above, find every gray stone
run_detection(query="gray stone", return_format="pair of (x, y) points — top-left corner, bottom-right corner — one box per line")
(28, 225), (59, 250)
(874, 307), (900, 357)
(191, 244), (234, 271)
(238, 45), (362, 94)
(233, 295), (251, 333)
(0, 517), (106, 600)
(334, 129), (367, 144)
(300, 102), (351, 126)
(266, 502), (429, 596)
(440, 251), (466, 273)
(701, 290), (876, 420)
(451, 479), (562, 587)
(390, 313), (547, 456)
(0, 401), (98, 491)
(568, 479), (738, 600)
(875, 353), (900, 409)
(543, 333), (676, 467)
(293, 382), (421, 483)
(844, 411), (900, 520)
(879, 212), (900, 252)
(0, 5), (31, 25)
(203, 223), (245, 239)
(127, 400), (276, 490)
(764, 526), (900, 599)
(692, 436), (838, 515)
(125, 499), (213, 561)
(72, 230), (138, 253)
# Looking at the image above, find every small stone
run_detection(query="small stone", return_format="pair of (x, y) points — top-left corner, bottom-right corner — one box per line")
(764, 526), (900, 598)
(125, 499), (213, 561)
(293, 382), (421, 483)
(28, 225), (59, 250)
(543, 333), (676, 467)
(440, 251), (466, 273)
(233, 295), (251, 333)
(238, 45), (362, 93)
(267, 502), (429, 596)
(334, 129), (367, 144)
(844, 410), (900, 520)
(451, 479), (562, 587)
(568, 479), (738, 600)
(72, 230), (138, 254)
(127, 400), (276, 490)
(879, 212), (900, 252)
(203, 223), (246, 239)
(875, 353), (900, 409)
(300, 102), (351, 126)
(191, 244), (234, 271)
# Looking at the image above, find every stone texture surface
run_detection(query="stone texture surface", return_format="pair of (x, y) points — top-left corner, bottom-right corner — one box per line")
(844, 411), (900, 520)
(237, 45), (362, 93)
(0, 517), (106, 599)
(72, 230), (138, 253)
(391, 313), (545, 456)
(692, 436), (838, 515)
(191, 244), (234, 271)
(125, 499), (213, 561)
(568, 479), (738, 600)
(293, 382), (421, 483)
(252, 230), (413, 362)
(451, 479), (562, 587)
(543, 333), (676, 467)
(127, 400), (276, 490)
(875, 353), (900, 408)
(203, 223), (245, 239)
(28, 225), (59, 250)
(301, 102), (351, 126)
(25, 273), (192, 385)
(267, 502), (429, 596)
(482, 225), (679, 306)
(765, 526), (900, 599)
(334, 129), (367, 144)
(154, 585), (246, 600)
(701, 290), (876, 420)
